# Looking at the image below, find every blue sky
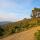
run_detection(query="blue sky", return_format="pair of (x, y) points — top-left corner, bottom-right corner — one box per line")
(0, 0), (40, 21)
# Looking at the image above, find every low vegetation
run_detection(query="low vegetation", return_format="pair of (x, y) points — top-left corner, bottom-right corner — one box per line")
(34, 30), (40, 40)
(0, 18), (40, 38)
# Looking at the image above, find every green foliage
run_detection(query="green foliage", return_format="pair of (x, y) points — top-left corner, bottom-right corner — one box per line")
(12, 28), (16, 33)
(34, 8), (40, 11)
(0, 27), (4, 36)
(0, 18), (40, 38)
(34, 30), (40, 40)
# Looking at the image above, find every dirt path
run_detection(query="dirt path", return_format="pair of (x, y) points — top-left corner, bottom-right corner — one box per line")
(0, 26), (40, 40)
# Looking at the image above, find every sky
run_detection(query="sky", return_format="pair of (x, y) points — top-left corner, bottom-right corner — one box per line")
(0, 0), (40, 22)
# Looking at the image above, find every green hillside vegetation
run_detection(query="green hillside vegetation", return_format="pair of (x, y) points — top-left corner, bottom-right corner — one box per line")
(0, 18), (40, 38)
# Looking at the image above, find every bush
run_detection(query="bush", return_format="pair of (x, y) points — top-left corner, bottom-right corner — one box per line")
(34, 30), (40, 40)
(15, 26), (22, 32)
(12, 28), (16, 33)
(0, 27), (4, 36)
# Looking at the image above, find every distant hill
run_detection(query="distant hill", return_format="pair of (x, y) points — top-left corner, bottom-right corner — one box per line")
(0, 21), (13, 25)
(0, 18), (40, 38)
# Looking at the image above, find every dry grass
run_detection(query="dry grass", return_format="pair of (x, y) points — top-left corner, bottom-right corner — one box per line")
(0, 26), (40, 40)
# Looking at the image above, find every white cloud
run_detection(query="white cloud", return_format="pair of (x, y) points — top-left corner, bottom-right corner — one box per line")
(0, 13), (16, 18)
(0, 0), (33, 21)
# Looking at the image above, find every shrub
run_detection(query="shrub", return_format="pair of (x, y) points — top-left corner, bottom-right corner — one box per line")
(0, 27), (4, 36)
(12, 28), (16, 33)
(34, 30), (40, 40)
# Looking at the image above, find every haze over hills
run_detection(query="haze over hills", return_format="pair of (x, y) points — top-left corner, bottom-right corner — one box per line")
(0, 0), (40, 40)
(0, 18), (28, 25)
(0, 17), (40, 40)
(0, 21), (12, 25)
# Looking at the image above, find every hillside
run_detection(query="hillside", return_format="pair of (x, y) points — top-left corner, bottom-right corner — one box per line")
(0, 21), (12, 25)
(0, 26), (40, 40)
(0, 18), (40, 39)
